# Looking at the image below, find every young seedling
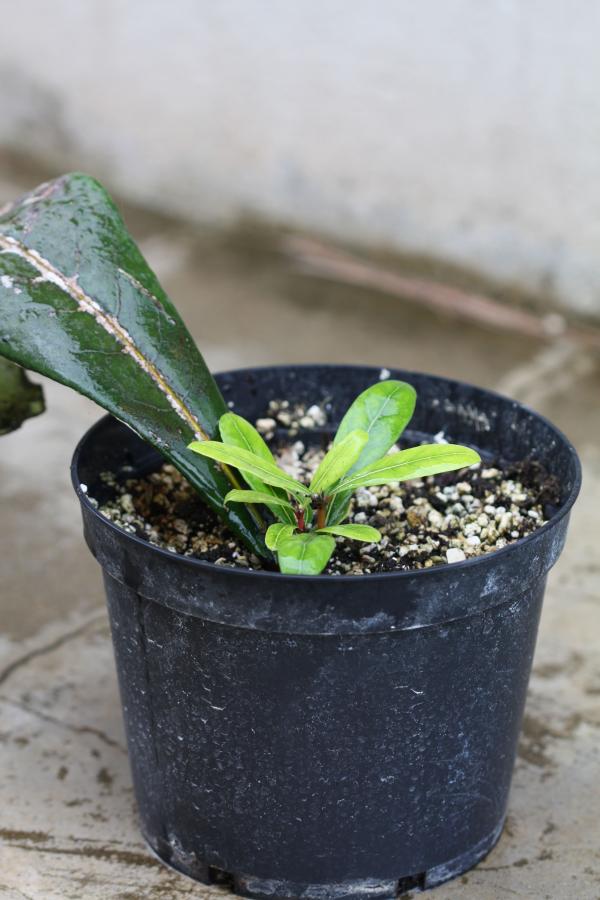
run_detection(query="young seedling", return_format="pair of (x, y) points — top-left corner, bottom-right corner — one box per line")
(189, 380), (480, 575)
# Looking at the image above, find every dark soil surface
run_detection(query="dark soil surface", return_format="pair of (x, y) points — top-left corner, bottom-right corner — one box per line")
(93, 406), (560, 575)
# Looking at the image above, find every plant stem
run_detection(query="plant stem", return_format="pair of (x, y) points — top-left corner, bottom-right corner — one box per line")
(316, 503), (327, 530)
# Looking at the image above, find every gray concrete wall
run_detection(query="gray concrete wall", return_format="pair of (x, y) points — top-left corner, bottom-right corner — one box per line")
(1, 1), (599, 318)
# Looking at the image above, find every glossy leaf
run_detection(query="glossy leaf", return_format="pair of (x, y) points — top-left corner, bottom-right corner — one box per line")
(219, 412), (276, 464)
(276, 532), (336, 576)
(219, 412), (295, 525)
(0, 174), (265, 556)
(335, 380), (416, 468)
(188, 440), (310, 496)
(327, 380), (416, 525)
(225, 489), (295, 511)
(265, 523), (296, 551)
(324, 494), (353, 528)
(331, 444), (481, 495)
(317, 524), (381, 543)
(0, 358), (44, 435)
(309, 429), (368, 495)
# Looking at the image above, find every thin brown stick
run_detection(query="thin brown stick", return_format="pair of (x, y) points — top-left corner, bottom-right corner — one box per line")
(282, 234), (600, 352)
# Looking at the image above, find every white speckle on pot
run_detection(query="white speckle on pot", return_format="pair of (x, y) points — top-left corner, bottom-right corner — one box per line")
(79, 483), (88, 493)
(379, 368), (391, 380)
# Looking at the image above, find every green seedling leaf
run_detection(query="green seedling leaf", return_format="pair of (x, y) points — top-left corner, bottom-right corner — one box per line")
(325, 494), (352, 527)
(265, 523), (296, 551)
(335, 380), (417, 468)
(189, 440), (310, 497)
(0, 174), (265, 556)
(309, 429), (369, 495)
(225, 489), (295, 511)
(220, 412), (295, 525)
(276, 532), (336, 576)
(331, 444), (481, 495)
(219, 412), (276, 464)
(0, 358), (44, 435)
(327, 380), (417, 525)
(317, 524), (381, 543)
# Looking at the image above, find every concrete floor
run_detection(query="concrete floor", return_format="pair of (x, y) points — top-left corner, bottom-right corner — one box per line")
(1, 164), (600, 899)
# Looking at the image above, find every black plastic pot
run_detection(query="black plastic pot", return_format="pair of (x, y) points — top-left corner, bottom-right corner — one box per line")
(72, 365), (580, 899)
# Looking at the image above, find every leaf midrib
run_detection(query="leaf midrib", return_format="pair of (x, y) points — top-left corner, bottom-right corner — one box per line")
(337, 448), (471, 490)
(363, 384), (403, 435)
(0, 233), (210, 441)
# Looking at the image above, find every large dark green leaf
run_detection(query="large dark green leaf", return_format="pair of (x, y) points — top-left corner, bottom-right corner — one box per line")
(0, 358), (44, 434)
(0, 173), (265, 556)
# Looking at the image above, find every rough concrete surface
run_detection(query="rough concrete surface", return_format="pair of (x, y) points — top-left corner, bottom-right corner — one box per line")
(4, 2), (600, 318)
(1, 166), (599, 899)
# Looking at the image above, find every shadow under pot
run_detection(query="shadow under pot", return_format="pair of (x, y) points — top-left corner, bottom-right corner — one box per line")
(71, 364), (581, 899)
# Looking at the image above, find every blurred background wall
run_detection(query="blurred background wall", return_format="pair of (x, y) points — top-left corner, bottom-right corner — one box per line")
(1, 0), (599, 319)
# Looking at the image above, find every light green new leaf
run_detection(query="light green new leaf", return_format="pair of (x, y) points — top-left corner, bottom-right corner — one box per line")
(219, 412), (276, 464)
(276, 532), (336, 576)
(330, 444), (481, 495)
(309, 429), (368, 495)
(324, 493), (352, 527)
(327, 380), (416, 525)
(225, 489), (295, 512)
(265, 523), (296, 551)
(0, 358), (44, 435)
(189, 440), (310, 496)
(316, 524), (381, 543)
(220, 412), (296, 525)
(0, 173), (265, 556)
(334, 380), (416, 469)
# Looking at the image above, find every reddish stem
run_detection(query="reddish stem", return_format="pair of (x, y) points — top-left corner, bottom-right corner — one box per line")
(316, 502), (327, 530)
